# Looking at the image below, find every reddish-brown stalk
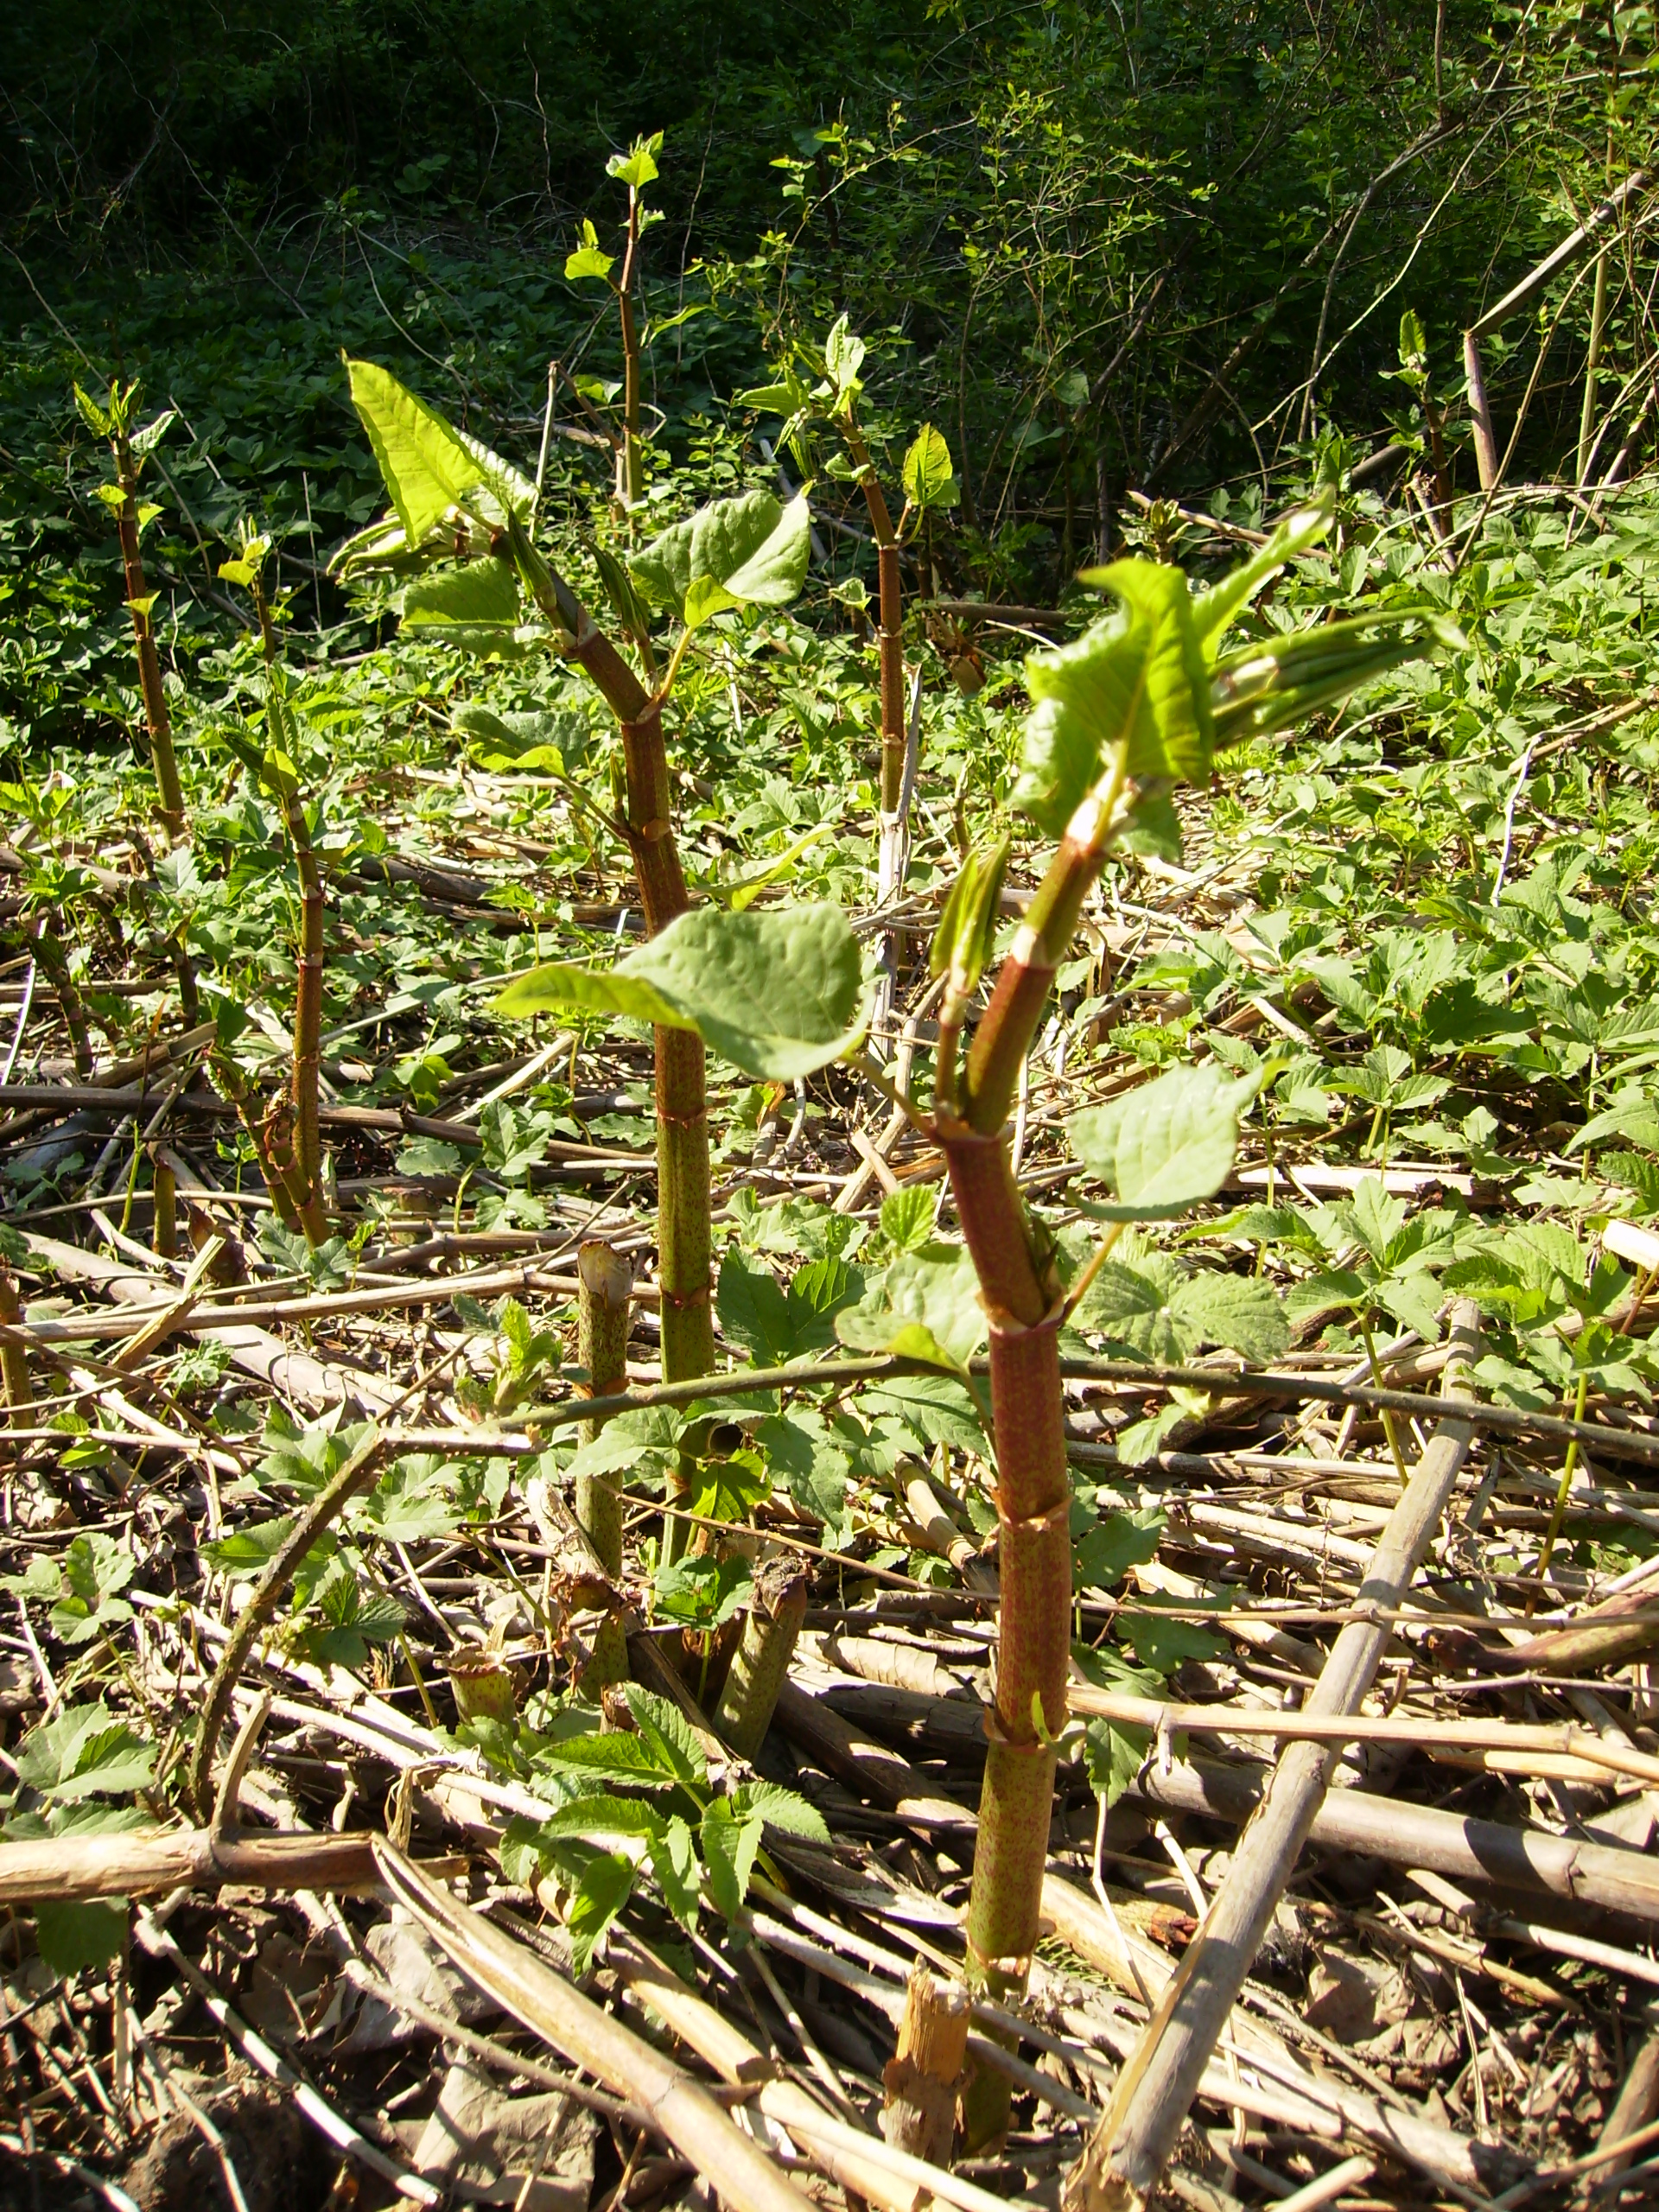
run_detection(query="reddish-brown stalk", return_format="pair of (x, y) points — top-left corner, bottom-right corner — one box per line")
(932, 747), (1131, 2143)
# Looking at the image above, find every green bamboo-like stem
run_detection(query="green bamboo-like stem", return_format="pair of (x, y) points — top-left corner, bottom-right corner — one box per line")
(936, 750), (1130, 2147)
(505, 515), (715, 1544)
(0, 1270), (34, 1424)
(111, 430), (186, 841)
(577, 1238), (633, 1690)
(210, 1053), (304, 1233)
(962, 751), (1130, 1135)
(617, 190), (644, 516)
(30, 919), (94, 1079)
(714, 1557), (809, 1757)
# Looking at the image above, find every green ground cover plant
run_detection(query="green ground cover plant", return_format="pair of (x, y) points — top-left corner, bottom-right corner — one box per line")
(10, 9), (1659, 2209)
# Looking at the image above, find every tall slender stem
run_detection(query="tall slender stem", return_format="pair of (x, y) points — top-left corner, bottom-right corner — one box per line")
(577, 1239), (632, 1690)
(617, 193), (643, 518)
(507, 517), (715, 1521)
(111, 431), (185, 841)
(931, 747), (1130, 2146)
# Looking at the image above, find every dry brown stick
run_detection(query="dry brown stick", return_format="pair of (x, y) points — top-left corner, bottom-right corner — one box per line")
(1074, 1304), (1483, 2212)
(1134, 1753), (1659, 1923)
(0, 1825), (379, 1904)
(606, 1933), (1044, 2212)
(881, 1967), (969, 2164)
(185, 1421), (385, 1820)
(1067, 1685), (1659, 1788)
(21, 1229), (403, 1411)
(372, 1840), (818, 2212)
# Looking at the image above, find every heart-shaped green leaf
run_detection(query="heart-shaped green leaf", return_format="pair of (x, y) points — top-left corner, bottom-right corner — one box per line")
(630, 490), (811, 619)
(346, 359), (533, 544)
(1069, 1065), (1249, 1220)
(496, 905), (868, 1083)
(902, 423), (959, 512)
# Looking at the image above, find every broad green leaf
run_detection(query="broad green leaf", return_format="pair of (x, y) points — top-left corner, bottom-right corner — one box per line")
(493, 959), (687, 1033)
(346, 359), (532, 542)
(1069, 1065), (1248, 1220)
(563, 1407), (686, 1484)
(630, 491), (811, 619)
(565, 219), (615, 283)
(717, 1251), (794, 1366)
(683, 575), (741, 630)
(701, 1800), (765, 1921)
(35, 1898), (130, 1974)
(498, 906), (868, 1084)
(402, 558), (521, 629)
(1014, 560), (1211, 834)
(607, 133), (663, 188)
(902, 424), (959, 512)
(836, 1244), (985, 1375)
(568, 1852), (636, 1975)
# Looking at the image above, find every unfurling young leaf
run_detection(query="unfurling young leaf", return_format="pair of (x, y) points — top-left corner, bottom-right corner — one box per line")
(931, 834), (1011, 995)
(565, 217), (616, 283)
(607, 131), (664, 190)
(836, 1244), (986, 1376)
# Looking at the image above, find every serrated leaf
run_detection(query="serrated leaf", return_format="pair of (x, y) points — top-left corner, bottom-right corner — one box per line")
(1170, 1272), (1289, 1362)
(732, 1781), (830, 1840)
(1084, 1717), (1151, 1809)
(1069, 1065), (1248, 1220)
(624, 1686), (709, 1787)
(15, 1702), (154, 1801)
(497, 905), (868, 1084)
(530, 1794), (666, 1840)
(836, 1245), (985, 1375)
(568, 1852), (636, 1976)
(701, 1800), (765, 1921)
(648, 1814), (702, 1931)
(1075, 1506), (1166, 1593)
